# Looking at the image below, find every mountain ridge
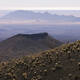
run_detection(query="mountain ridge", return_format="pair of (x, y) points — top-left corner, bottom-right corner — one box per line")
(1, 10), (80, 22)
(0, 32), (62, 61)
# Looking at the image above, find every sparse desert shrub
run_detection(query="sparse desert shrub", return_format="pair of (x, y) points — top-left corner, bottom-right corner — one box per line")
(22, 72), (27, 79)
(68, 73), (72, 78)
(67, 51), (71, 59)
(43, 69), (48, 76)
(77, 62), (80, 70)
(55, 63), (63, 70)
(51, 67), (56, 72)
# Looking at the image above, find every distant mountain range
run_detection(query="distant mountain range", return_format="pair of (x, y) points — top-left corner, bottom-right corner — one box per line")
(0, 32), (62, 61)
(0, 10), (80, 24)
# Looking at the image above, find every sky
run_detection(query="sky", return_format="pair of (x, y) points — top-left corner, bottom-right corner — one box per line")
(0, 0), (80, 10)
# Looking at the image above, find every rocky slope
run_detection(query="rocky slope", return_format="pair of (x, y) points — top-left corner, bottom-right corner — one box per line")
(0, 40), (80, 80)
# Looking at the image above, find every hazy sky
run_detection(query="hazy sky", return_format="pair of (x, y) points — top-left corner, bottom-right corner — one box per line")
(0, 0), (80, 10)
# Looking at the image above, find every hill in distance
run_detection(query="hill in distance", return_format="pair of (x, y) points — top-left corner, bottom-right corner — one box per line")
(0, 32), (62, 61)
(0, 40), (80, 80)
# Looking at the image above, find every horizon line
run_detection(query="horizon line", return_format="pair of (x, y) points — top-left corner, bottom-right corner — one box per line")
(0, 7), (80, 10)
